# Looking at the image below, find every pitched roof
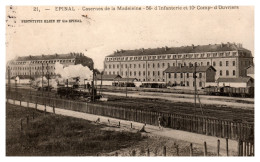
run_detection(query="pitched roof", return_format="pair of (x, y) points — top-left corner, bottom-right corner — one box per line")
(12, 75), (32, 79)
(95, 74), (122, 80)
(164, 66), (216, 73)
(107, 43), (251, 57)
(14, 53), (87, 61)
(217, 77), (253, 83)
(116, 78), (138, 82)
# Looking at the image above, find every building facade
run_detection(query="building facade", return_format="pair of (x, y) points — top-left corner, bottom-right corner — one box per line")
(103, 43), (253, 82)
(6, 53), (93, 79)
(164, 66), (216, 88)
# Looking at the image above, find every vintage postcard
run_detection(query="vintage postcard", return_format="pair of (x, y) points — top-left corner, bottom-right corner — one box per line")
(5, 5), (254, 156)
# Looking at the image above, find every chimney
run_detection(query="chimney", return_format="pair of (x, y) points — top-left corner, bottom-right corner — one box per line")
(227, 42), (230, 47)
(164, 46), (168, 51)
(116, 49), (119, 53)
(192, 44), (195, 49)
(29, 55), (32, 58)
(55, 54), (58, 57)
(221, 43), (224, 48)
(120, 49), (124, 53)
(141, 48), (144, 52)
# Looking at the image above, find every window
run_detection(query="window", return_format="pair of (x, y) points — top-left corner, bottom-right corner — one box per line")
(134, 71), (136, 76)
(213, 61), (216, 66)
(143, 64), (145, 68)
(199, 73), (202, 78)
(153, 71), (155, 76)
(226, 61), (229, 66)
(226, 70), (229, 76)
(148, 71), (150, 76)
(220, 70), (222, 76)
(219, 61), (222, 66)
(162, 63), (165, 68)
(117, 64), (119, 68)
(134, 64), (136, 68)
(125, 71), (127, 76)
(130, 71), (132, 76)
(233, 61), (236, 66)
(153, 63), (155, 68)
(158, 63), (160, 68)
(148, 64), (150, 68)
(169, 73), (171, 78)
(158, 71), (160, 76)
(168, 63), (170, 67)
(199, 82), (202, 87)
(130, 64), (132, 68)
(187, 73), (189, 78)
(200, 62), (203, 66)
(233, 70), (236, 76)
(180, 73), (183, 78)
(125, 64), (127, 68)
(187, 81), (189, 86)
(174, 73), (177, 78)
(143, 71), (145, 76)
(207, 62), (210, 66)
(139, 71), (141, 76)
(113, 64), (115, 68)
(173, 63), (175, 66)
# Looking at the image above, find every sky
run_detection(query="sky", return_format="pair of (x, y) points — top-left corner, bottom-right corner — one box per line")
(6, 6), (254, 69)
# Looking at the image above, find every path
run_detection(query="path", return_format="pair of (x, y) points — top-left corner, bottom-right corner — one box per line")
(7, 99), (239, 156)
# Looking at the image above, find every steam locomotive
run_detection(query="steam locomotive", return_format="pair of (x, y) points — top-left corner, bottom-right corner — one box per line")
(57, 86), (101, 101)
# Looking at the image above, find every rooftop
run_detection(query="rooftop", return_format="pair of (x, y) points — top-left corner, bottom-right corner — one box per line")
(107, 43), (251, 57)
(14, 53), (87, 61)
(95, 74), (122, 80)
(164, 66), (216, 73)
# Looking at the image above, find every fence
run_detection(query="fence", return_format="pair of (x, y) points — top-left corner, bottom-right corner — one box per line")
(6, 91), (254, 143)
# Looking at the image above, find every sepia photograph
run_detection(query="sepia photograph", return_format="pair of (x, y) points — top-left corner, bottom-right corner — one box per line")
(5, 4), (254, 157)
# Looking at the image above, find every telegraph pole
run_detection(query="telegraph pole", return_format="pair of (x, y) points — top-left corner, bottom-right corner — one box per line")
(193, 63), (197, 114)
(47, 63), (49, 96)
(92, 62), (95, 102)
(125, 65), (129, 97)
(7, 66), (11, 94)
(42, 63), (43, 96)
(29, 64), (31, 96)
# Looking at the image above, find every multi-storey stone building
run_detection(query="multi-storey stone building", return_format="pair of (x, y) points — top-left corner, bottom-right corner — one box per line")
(164, 66), (216, 88)
(104, 43), (253, 82)
(6, 53), (93, 79)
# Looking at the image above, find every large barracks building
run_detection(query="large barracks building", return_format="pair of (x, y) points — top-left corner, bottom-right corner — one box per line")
(7, 53), (93, 79)
(104, 43), (254, 83)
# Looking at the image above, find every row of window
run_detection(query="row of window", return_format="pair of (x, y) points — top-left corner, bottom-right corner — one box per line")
(106, 60), (237, 69)
(106, 52), (240, 61)
(9, 59), (75, 65)
(168, 73), (202, 79)
(10, 66), (55, 70)
(11, 72), (55, 76)
(219, 70), (236, 76)
(170, 81), (203, 87)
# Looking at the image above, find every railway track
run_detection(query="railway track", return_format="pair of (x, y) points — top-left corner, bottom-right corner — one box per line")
(7, 87), (254, 123)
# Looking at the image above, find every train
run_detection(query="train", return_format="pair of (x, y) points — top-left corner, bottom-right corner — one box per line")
(204, 86), (254, 98)
(57, 86), (102, 101)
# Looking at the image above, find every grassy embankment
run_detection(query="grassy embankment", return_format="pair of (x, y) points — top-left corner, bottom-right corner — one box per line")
(6, 103), (145, 156)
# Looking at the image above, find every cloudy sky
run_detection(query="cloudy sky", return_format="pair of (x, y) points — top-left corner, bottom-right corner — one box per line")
(6, 6), (254, 69)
